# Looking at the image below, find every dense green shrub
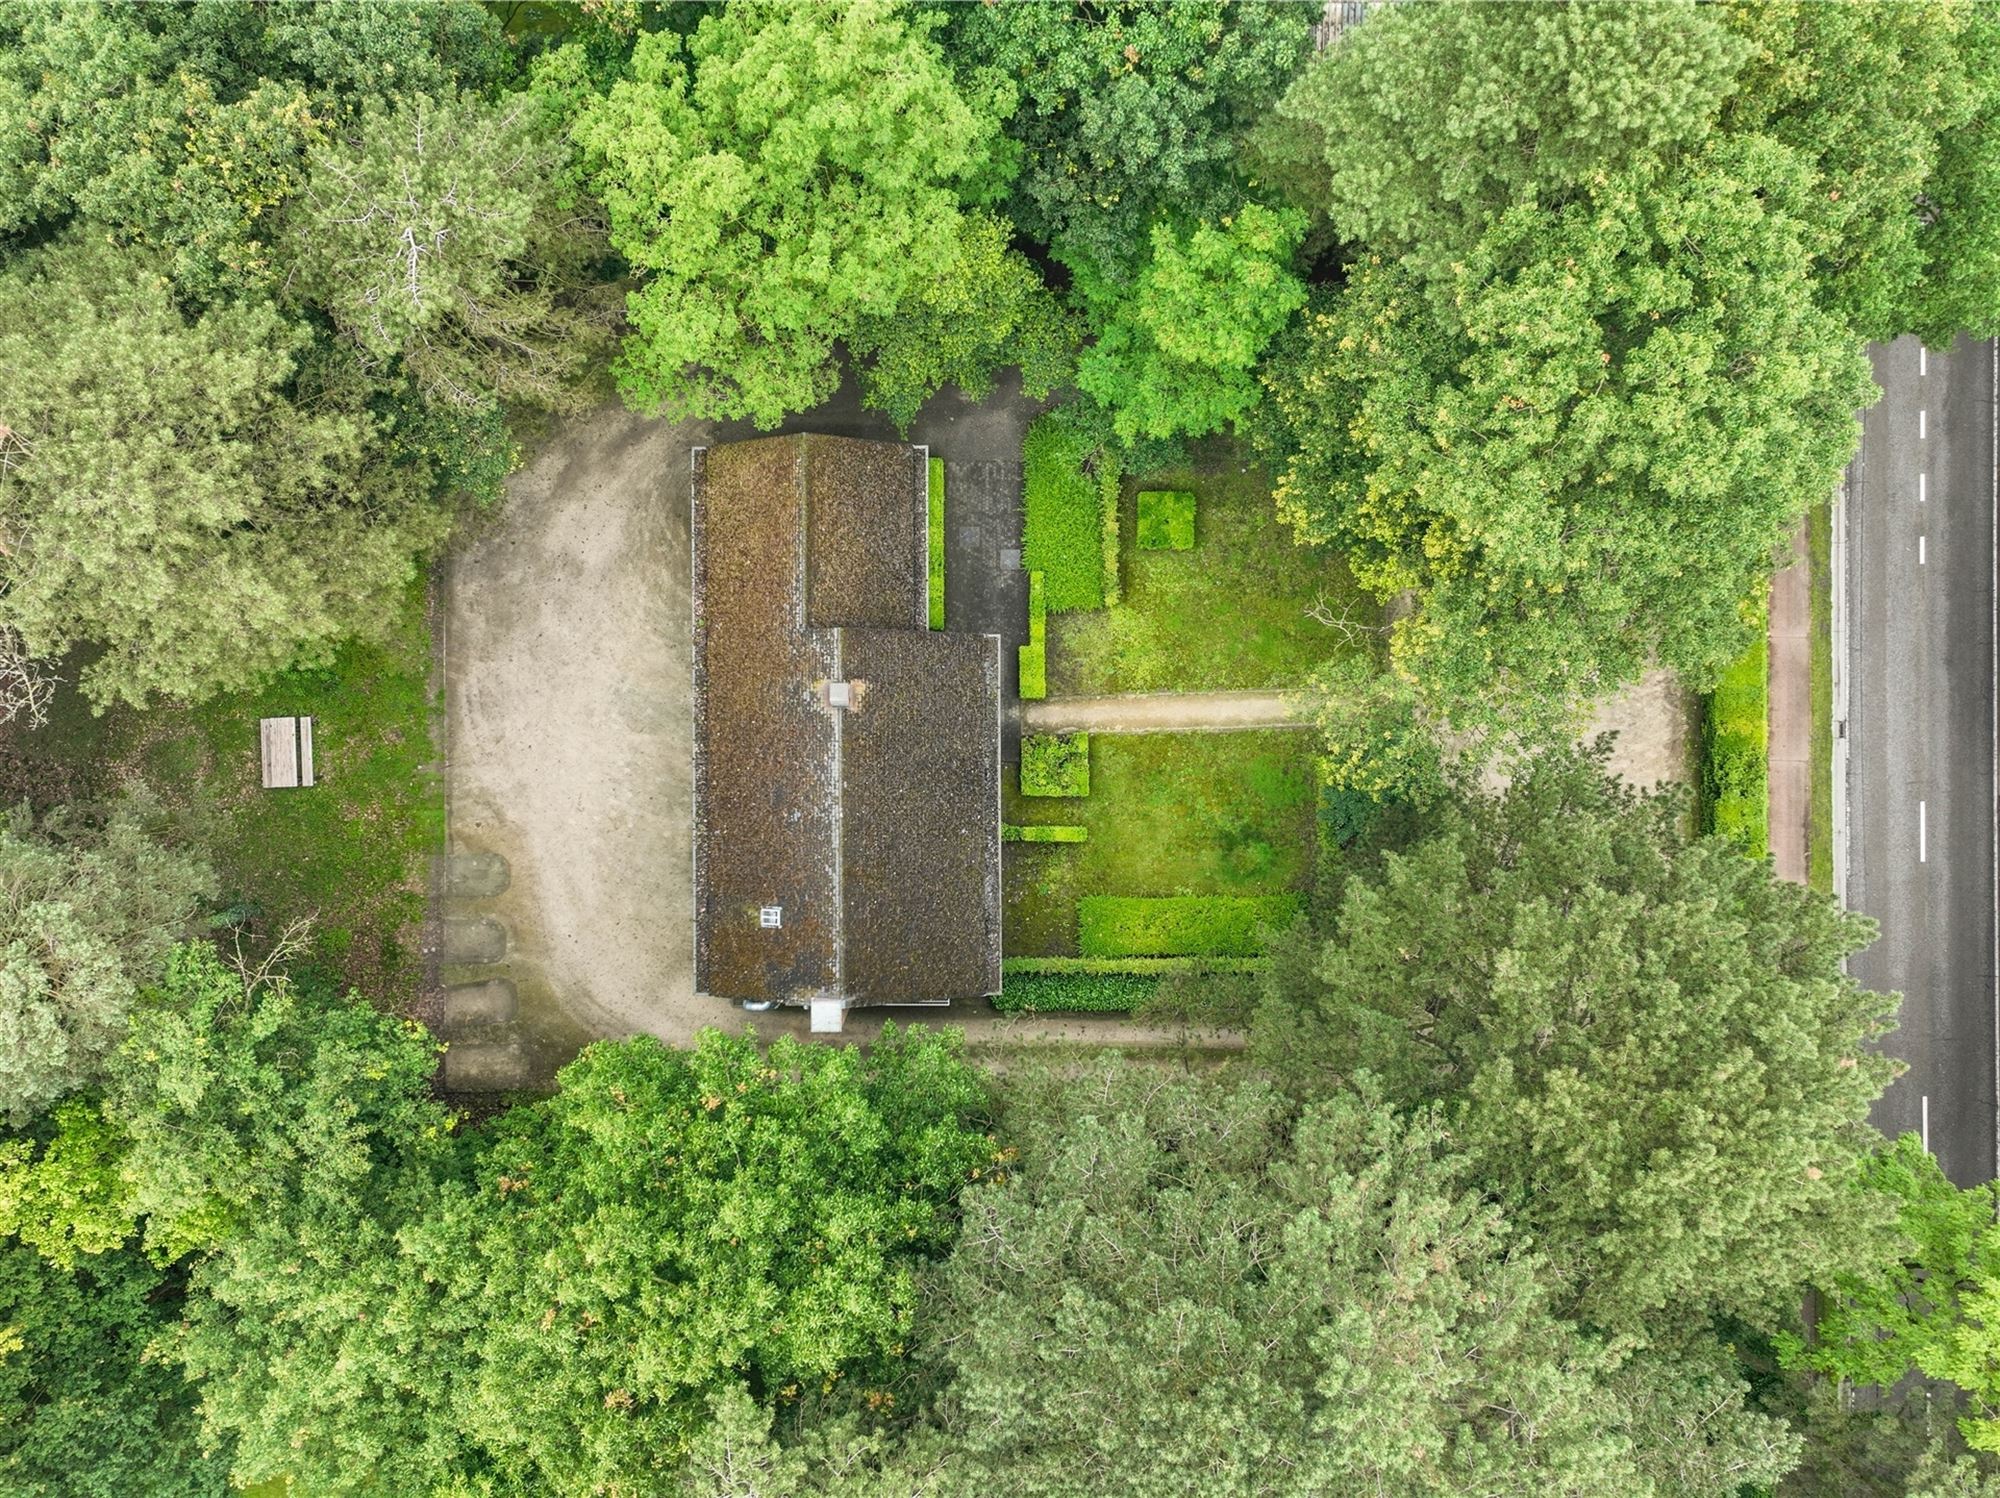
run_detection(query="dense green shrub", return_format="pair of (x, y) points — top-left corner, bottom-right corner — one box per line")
(1017, 569), (1048, 700)
(1021, 732), (1090, 798)
(1703, 625), (1769, 858)
(992, 971), (1157, 1014)
(1003, 824), (1089, 843)
(928, 456), (946, 629)
(1023, 409), (1121, 610)
(1136, 489), (1196, 550)
(1002, 956), (1267, 976)
(1078, 894), (1302, 958)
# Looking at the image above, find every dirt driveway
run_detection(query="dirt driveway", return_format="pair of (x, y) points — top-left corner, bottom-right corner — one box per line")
(437, 378), (1060, 1086)
(441, 405), (737, 1085)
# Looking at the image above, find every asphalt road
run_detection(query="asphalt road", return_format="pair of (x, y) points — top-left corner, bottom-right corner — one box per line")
(1845, 333), (1998, 1187)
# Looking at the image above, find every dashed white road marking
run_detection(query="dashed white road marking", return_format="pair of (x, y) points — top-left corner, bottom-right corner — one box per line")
(1920, 534), (1928, 565)
(1921, 345), (1928, 377)
(1921, 471), (1927, 503)
(1923, 1094), (1932, 1153)
(1922, 408), (1929, 439)
(1921, 799), (1929, 863)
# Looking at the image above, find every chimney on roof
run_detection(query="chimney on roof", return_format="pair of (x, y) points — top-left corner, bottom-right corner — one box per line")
(827, 681), (852, 709)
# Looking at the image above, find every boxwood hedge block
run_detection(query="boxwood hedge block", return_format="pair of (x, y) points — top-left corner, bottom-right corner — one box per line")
(992, 970), (1157, 1014)
(1021, 731), (1090, 797)
(1017, 569), (1048, 700)
(1003, 824), (1089, 843)
(927, 456), (946, 629)
(1136, 489), (1196, 551)
(1077, 893), (1301, 958)
(1023, 410), (1120, 610)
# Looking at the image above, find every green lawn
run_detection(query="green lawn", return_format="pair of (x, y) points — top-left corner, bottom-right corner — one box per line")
(0, 585), (442, 1010)
(1048, 453), (1372, 695)
(1809, 499), (1834, 892)
(1003, 731), (1315, 957)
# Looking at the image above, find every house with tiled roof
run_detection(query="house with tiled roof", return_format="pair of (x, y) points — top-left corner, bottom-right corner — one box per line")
(691, 433), (1002, 1029)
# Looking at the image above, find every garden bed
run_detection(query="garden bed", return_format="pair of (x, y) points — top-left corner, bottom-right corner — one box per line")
(1002, 730), (1314, 959)
(1050, 450), (1374, 694)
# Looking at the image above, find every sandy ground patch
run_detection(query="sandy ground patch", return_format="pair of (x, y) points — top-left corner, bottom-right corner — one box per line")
(1581, 667), (1698, 792)
(443, 405), (741, 1077)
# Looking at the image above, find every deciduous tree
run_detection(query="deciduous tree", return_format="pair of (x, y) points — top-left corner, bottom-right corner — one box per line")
(561, 1), (1002, 426)
(849, 211), (1076, 433)
(0, 799), (211, 1123)
(288, 91), (615, 413)
(1076, 203), (1306, 443)
(1259, 140), (1873, 739)
(904, 1060), (1799, 1496)
(1253, 746), (1902, 1332)
(951, 0), (1310, 293)
(0, 245), (451, 709)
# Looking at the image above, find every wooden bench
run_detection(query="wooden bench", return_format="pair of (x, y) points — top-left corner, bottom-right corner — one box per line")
(259, 716), (316, 789)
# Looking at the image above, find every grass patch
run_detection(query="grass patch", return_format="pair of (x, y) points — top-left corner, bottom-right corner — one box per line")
(1809, 499), (1834, 892)
(927, 456), (946, 630)
(0, 585), (442, 1010)
(1022, 409), (1120, 611)
(1020, 731), (1089, 797)
(1017, 570), (1048, 701)
(1004, 824), (1088, 843)
(1051, 449), (1372, 694)
(1701, 604), (1769, 860)
(1078, 894), (1300, 957)
(1136, 489), (1196, 550)
(1003, 730), (1314, 957)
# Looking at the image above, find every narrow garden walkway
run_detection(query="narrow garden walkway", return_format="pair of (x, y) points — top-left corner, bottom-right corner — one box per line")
(1021, 689), (1309, 734)
(1768, 517), (1812, 883)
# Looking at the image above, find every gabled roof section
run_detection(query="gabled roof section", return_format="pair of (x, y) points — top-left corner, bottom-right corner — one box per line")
(803, 438), (927, 629)
(691, 433), (1001, 1008)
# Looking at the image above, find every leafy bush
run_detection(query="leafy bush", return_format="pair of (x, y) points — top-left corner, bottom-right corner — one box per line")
(1136, 489), (1196, 550)
(1702, 625), (1768, 858)
(1002, 956), (1267, 975)
(1021, 732), (1090, 798)
(1018, 569), (1048, 700)
(1023, 409), (1121, 610)
(1018, 642), (1046, 700)
(928, 456), (946, 629)
(992, 970), (1156, 1013)
(1077, 894), (1302, 958)
(1003, 824), (1089, 843)
(994, 955), (1270, 1013)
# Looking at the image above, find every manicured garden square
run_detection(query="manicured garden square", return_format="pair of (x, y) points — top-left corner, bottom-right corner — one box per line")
(1051, 451), (1375, 694)
(1020, 731), (1090, 797)
(1136, 489), (1195, 550)
(1002, 730), (1314, 957)
(1022, 410), (1120, 611)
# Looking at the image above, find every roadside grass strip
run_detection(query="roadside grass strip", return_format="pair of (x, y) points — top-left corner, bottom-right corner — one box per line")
(1702, 603), (1770, 859)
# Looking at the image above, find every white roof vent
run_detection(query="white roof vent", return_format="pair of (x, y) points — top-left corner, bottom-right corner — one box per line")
(810, 997), (846, 1034)
(759, 905), (782, 929)
(827, 681), (852, 709)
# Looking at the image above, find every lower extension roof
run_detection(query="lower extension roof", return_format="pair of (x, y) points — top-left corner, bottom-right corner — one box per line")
(691, 433), (1001, 1006)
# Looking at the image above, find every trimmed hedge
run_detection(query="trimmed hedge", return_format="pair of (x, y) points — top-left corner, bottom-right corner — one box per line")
(992, 955), (1269, 1014)
(1021, 731), (1089, 797)
(1001, 956), (1267, 975)
(1077, 893), (1302, 958)
(1137, 489), (1195, 551)
(1003, 824), (1089, 843)
(1023, 410), (1121, 611)
(1017, 569), (1047, 700)
(1703, 626), (1769, 858)
(927, 456), (945, 630)
(992, 970), (1156, 1014)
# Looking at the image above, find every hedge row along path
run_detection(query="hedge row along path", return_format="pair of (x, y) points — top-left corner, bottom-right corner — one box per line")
(1020, 689), (1308, 734)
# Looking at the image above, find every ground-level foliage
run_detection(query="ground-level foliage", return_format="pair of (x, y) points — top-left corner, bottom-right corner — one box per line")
(1003, 731), (1314, 959)
(1050, 451), (1369, 695)
(1, 586), (442, 1009)
(1255, 746), (1898, 1335)
(1702, 604), (1772, 858)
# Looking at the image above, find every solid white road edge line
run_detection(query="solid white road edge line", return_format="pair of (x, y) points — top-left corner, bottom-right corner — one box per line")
(1922, 799), (1929, 863)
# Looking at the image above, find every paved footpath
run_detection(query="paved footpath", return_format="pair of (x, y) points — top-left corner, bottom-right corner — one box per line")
(1768, 517), (1812, 884)
(1021, 689), (1308, 734)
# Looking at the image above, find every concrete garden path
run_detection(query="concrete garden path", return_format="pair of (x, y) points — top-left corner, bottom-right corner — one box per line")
(1021, 689), (1309, 733)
